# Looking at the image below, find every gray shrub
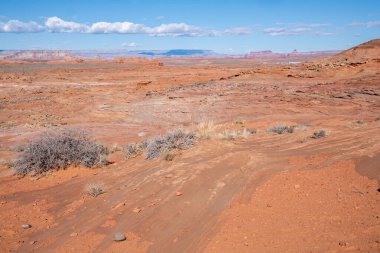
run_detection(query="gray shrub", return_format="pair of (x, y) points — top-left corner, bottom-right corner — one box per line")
(268, 125), (295, 134)
(145, 129), (197, 160)
(14, 128), (109, 176)
(312, 130), (327, 139)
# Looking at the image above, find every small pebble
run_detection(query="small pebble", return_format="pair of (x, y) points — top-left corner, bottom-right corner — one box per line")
(70, 232), (78, 237)
(176, 191), (183, 196)
(22, 224), (32, 229)
(113, 232), (126, 242)
(29, 240), (37, 245)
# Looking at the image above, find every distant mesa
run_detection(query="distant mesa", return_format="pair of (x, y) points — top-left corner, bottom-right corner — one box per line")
(1, 39), (379, 62)
(243, 49), (341, 62)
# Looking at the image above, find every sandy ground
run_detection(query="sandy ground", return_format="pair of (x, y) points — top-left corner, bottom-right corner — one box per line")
(0, 40), (379, 252)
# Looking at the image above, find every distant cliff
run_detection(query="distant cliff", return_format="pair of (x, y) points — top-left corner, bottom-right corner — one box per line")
(1, 50), (76, 61)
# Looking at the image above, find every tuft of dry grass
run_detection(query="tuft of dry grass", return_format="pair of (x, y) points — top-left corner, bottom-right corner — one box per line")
(85, 183), (105, 197)
(220, 128), (250, 140)
(197, 121), (216, 139)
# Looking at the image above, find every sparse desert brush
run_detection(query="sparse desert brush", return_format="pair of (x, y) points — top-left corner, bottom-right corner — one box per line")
(13, 128), (109, 176)
(110, 143), (122, 153)
(268, 125), (295, 134)
(123, 143), (143, 159)
(145, 129), (197, 160)
(220, 129), (249, 140)
(234, 119), (244, 125)
(247, 128), (257, 134)
(197, 121), (216, 139)
(312, 130), (327, 139)
(355, 120), (364, 125)
(85, 183), (105, 197)
(164, 152), (175, 161)
(375, 116), (380, 121)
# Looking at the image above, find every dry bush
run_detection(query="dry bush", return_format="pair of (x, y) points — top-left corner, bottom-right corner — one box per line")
(85, 183), (105, 197)
(312, 130), (327, 139)
(14, 128), (109, 176)
(123, 143), (143, 159)
(197, 121), (216, 139)
(220, 128), (250, 140)
(268, 125), (295, 134)
(145, 129), (197, 160)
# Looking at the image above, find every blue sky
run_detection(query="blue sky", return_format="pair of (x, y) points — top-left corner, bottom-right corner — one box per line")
(0, 0), (379, 53)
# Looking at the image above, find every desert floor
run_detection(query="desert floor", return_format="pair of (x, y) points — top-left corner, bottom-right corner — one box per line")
(0, 52), (379, 252)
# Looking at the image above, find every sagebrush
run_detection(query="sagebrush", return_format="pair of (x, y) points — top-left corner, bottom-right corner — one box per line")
(85, 183), (105, 197)
(14, 128), (109, 176)
(268, 125), (295, 134)
(145, 129), (197, 160)
(312, 130), (326, 139)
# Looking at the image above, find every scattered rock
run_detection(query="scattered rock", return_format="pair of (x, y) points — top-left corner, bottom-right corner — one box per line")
(176, 191), (183, 196)
(29, 240), (37, 245)
(133, 207), (142, 213)
(294, 184), (300, 189)
(22, 224), (32, 229)
(113, 232), (126, 242)
(165, 174), (173, 179)
(70, 232), (78, 237)
(339, 241), (347, 247)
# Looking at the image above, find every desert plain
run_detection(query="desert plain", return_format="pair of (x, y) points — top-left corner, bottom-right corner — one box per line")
(0, 39), (379, 253)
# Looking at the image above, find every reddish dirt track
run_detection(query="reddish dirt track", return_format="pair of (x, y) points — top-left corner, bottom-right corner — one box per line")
(0, 40), (379, 252)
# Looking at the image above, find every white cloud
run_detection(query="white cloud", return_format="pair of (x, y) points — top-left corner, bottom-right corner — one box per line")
(263, 27), (311, 36)
(314, 31), (335, 36)
(45, 16), (87, 32)
(122, 42), (140, 47)
(290, 23), (331, 28)
(0, 16), (252, 37)
(149, 23), (205, 36)
(222, 27), (252, 35)
(0, 19), (44, 33)
(349, 21), (380, 28)
(89, 21), (149, 33)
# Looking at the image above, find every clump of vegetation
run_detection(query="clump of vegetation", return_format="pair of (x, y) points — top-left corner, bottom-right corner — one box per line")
(355, 120), (364, 125)
(375, 116), (380, 121)
(220, 129), (250, 140)
(197, 121), (216, 139)
(312, 130), (327, 139)
(85, 183), (105, 197)
(165, 152), (175, 161)
(123, 143), (144, 159)
(247, 128), (257, 134)
(268, 125), (295, 134)
(145, 129), (197, 160)
(13, 128), (109, 176)
(234, 119), (244, 125)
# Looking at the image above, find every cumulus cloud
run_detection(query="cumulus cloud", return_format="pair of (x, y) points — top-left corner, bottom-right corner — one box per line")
(0, 16), (252, 37)
(350, 21), (380, 28)
(148, 23), (206, 36)
(88, 21), (149, 33)
(45, 16), (87, 32)
(0, 19), (44, 33)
